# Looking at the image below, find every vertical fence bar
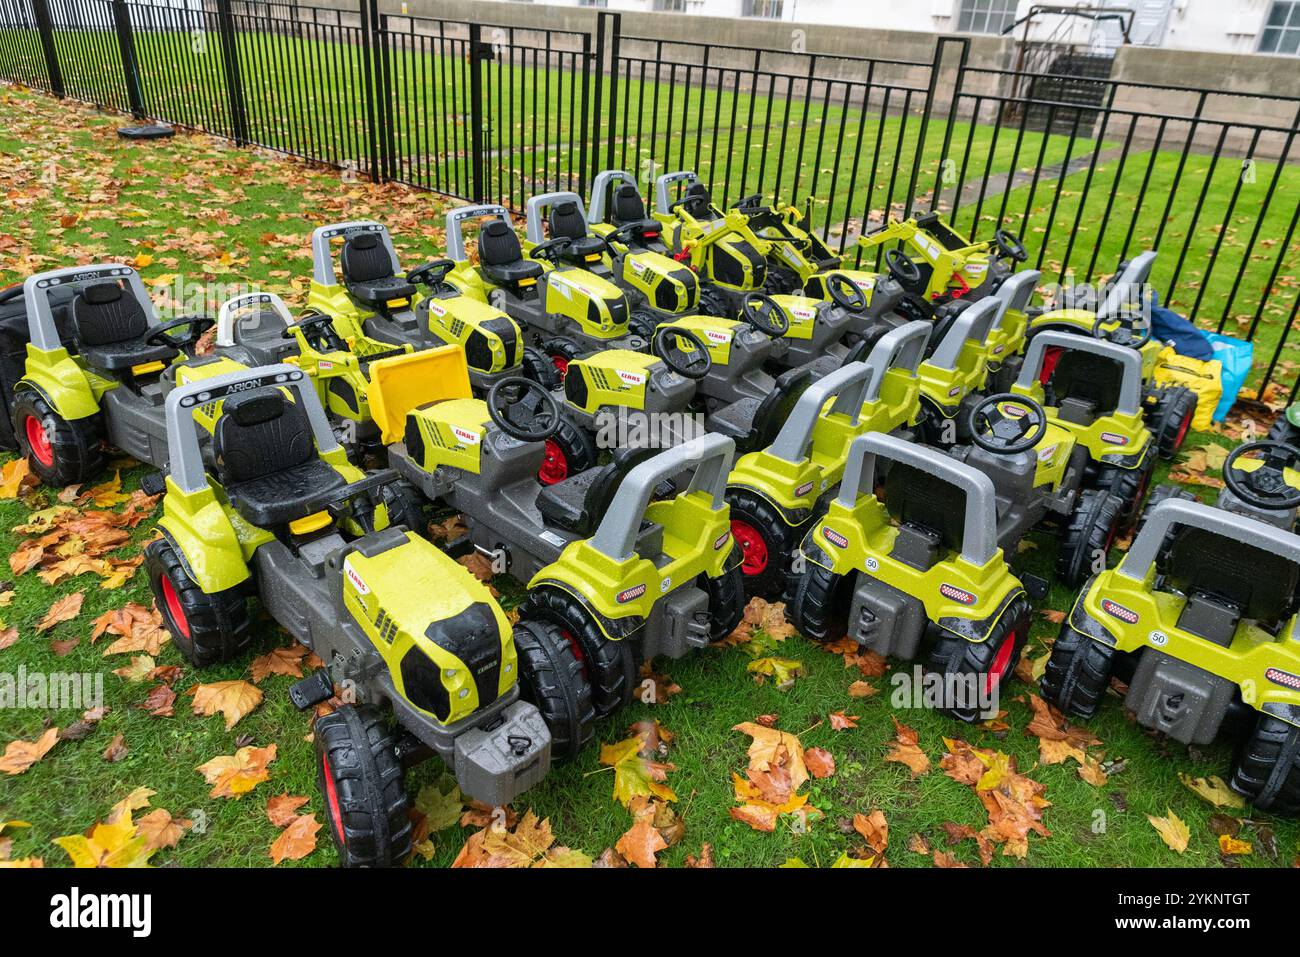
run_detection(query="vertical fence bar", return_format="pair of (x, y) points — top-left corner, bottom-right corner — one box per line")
(29, 0), (62, 96)
(109, 0), (144, 118)
(213, 0), (248, 144)
(468, 21), (485, 203)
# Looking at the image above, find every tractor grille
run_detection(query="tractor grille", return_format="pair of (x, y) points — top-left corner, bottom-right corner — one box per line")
(464, 330), (493, 372)
(449, 316), (466, 337)
(484, 316), (520, 366)
(400, 601), (502, 722)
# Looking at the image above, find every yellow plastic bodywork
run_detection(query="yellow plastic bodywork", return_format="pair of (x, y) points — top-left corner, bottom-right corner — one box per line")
(770, 295), (824, 342)
(368, 345), (474, 445)
(18, 345), (113, 420)
(918, 340), (990, 417)
(342, 531), (517, 726)
(659, 315), (744, 367)
(564, 350), (659, 414)
(423, 295), (522, 373)
(405, 397), (492, 474)
(856, 217), (995, 301)
(542, 268), (629, 338)
(1011, 378), (1152, 466)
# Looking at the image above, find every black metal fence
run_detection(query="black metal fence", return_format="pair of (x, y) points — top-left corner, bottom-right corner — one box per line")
(1, 0), (1298, 400)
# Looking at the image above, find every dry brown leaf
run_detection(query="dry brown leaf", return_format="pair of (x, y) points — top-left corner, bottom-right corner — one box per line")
(196, 744), (277, 798)
(266, 794), (311, 828)
(805, 746), (836, 779)
(36, 591), (84, 632)
(135, 808), (191, 851)
(189, 680), (263, 730)
(853, 809), (889, 855)
(0, 727), (58, 775)
(249, 644), (308, 683)
(270, 814), (321, 864)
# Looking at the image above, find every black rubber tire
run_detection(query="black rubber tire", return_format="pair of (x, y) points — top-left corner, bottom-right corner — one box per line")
(1039, 621), (1116, 720)
(628, 309), (661, 341)
(145, 537), (252, 668)
(314, 705), (413, 868)
(926, 596), (1032, 723)
(12, 390), (103, 487)
(521, 345), (562, 391)
(1096, 445), (1155, 523)
(765, 266), (802, 296)
(1267, 416), (1300, 448)
(787, 563), (856, 644)
(697, 285), (732, 319)
(512, 619), (596, 763)
(541, 337), (585, 378)
(1145, 385), (1198, 460)
(379, 479), (430, 537)
(542, 418), (598, 484)
(1057, 488), (1122, 587)
(1133, 482), (1197, 543)
(523, 585), (639, 719)
(725, 488), (804, 600)
(1229, 713), (1300, 814)
(704, 563), (747, 641)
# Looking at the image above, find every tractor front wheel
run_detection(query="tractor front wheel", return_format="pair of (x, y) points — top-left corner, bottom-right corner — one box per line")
(379, 479), (430, 537)
(926, 597), (1031, 723)
(704, 563), (747, 641)
(512, 620), (596, 763)
(787, 564), (856, 644)
(520, 346), (562, 391)
(146, 538), (252, 668)
(523, 586), (640, 718)
(538, 419), (597, 486)
(541, 337), (584, 379)
(697, 285), (732, 319)
(1057, 488), (1122, 587)
(1040, 623), (1116, 720)
(1230, 713), (1300, 814)
(12, 390), (103, 487)
(314, 705), (413, 868)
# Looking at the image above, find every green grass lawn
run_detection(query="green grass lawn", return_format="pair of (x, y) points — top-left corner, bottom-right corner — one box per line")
(0, 82), (1298, 869)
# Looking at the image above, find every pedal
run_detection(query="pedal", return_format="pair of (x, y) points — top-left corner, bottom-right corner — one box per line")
(1022, 573), (1049, 600)
(442, 533), (475, 559)
(140, 470), (167, 497)
(288, 671), (335, 711)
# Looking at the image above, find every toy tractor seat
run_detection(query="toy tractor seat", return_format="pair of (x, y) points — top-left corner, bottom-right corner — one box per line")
(534, 457), (629, 538)
(548, 201), (607, 264)
(1050, 350), (1125, 425)
(73, 281), (176, 371)
(1162, 525), (1300, 629)
(883, 461), (967, 569)
(340, 232), (416, 307)
(682, 183), (719, 221)
(610, 185), (663, 240)
(212, 389), (346, 528)
(479, 220), (544, 286)
(708, 366), (813, 454)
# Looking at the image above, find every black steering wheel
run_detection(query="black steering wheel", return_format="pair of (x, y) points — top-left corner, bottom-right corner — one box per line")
(1092, 308), (1152, 349)
(609, 222), (647, 248)
(885, 249), (923, 291)
(145, 316), (214, 355)
(652, 326), (713, 380)
(407, 259), (455, 289)
(284, 310), (346, 352)
(731, 193), (765, 211)
(994, 228), (1028, 263)
(966, 393), (1049, 456)
(486, 376), (561, 443)
(1222, 441), (1300, 511)
(825, 272), (868, 313)
(529, 237), (573, 265)
(739, 292), (790, 338)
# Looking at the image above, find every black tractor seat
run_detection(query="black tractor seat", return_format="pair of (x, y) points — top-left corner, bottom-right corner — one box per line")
(882, 462), (968, 569)
(72, 281), (176, 372)
(212, 389), (346, 528)
(535, 459), (625, 538)
(610, 185), (663, 244)
(548, 201), (608, 265)
(1048, 350), (1123, 422)
(340, 232), (416, 307)
(707, 366), (812, 455)
(232, 309), (300, 366)
(479, 220), (545, 286)
(682, 183), (719, 221)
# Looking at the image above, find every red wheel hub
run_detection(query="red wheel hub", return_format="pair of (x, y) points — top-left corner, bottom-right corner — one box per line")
(24, 415), (53, 468)
(1172, 412), (1192, 450)
(551, 355), (569, 378)
(159, 574), (191, 640)
(320, 750), (347, 848)
(730, 520), (769, 576)
(539, 439), (568, 486)
(560, 628), (587, 680)
(985, 629), (1018, 695)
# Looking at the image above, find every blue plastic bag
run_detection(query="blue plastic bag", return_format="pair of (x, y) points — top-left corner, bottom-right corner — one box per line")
(1150, 291), (1214, 360)
(1203, 333), (1253, 422)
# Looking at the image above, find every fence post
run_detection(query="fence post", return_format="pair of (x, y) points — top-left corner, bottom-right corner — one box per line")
(369, 5), (397, 182)
(590, 12), (620, 183)
(930, 36), (970, 214)
(356, 0), (382, 183)
(29, 0), (63, 97)
(212, 0), (249, 145)
(109, 0), (146, 119)
(468, 22), (487, 203)
(904, 35), (966, 218)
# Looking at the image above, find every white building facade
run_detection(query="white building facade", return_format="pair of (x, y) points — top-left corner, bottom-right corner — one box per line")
(548, 0), (1300, 55)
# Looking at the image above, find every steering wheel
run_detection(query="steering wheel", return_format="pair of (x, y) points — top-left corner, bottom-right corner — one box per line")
(994, 228), (1028, 263)
(652, 326), (713, 380)
(322, 469), (402, 535)
(885, 249), (923, 291)
(145, 316), (214, 355)
(529, 238), (573, 265)
(486, 376), (561, 443)
(609, 222), (646, 247)
(739, 292), (790, 338)
(1222, 441), (1300, 511)
(825, 272), (868, 313)
(407, 259), (455, 289)
(966, 393), (1049, 456)
(284, 311), (346, 352)
(668, 194), (709, 215)
(1092, 308), (1152, 349)
(731, 193), (765, 211)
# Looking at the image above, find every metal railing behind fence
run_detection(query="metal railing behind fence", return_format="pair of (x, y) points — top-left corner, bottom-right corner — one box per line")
(0, 0), (1297, 402)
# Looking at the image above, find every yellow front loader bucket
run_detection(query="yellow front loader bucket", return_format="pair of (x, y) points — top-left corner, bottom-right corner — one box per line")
(368, 345), (473, 445)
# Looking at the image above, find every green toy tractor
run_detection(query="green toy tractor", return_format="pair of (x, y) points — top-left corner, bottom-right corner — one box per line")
(527, 185), (701, 334)
(913, 296), (1004, 444)
(9, 263), (241, 487)
(1139, 441), (1300, 536)
(303, 220), (548, 394)
(145, 363), (593, 865)
(443, 204), (645, 374)
(652, 171), (772, 315)
(1043, 495), (1300, 814)
(1025, 251), (1197, 459)
(788, 432), (1033, 722)
(725, 321), (932, 597)
(370, 358), (745, 717)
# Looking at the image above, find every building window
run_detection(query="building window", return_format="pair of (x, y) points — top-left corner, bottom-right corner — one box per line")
(1261, 1), (1300, 54)
(577, 0), (608, 6)
(957, 0), (1020, 35)
(742, 0), (784, 18)
(653, 0), (687, 10)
